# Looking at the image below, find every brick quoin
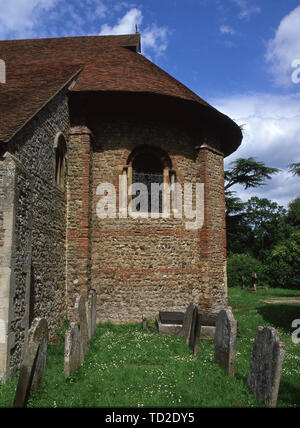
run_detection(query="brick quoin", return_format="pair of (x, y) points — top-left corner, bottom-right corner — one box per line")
(66, 126), (93, 311)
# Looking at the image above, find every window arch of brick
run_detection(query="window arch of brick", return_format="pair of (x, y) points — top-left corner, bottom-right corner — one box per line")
(123, 145), (176, 214)
(53, 132), (67, 189)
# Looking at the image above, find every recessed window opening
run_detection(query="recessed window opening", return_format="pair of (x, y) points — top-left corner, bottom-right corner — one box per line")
(54, 133), (66, 189)
(132, 151), (164, 213)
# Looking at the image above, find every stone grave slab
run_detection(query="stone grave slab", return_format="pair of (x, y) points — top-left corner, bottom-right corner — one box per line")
(74, 295), (89, 361)
(159, 312), (184, 325)
(247, 326), (285, 407)
(156, 311), (184, 335)
(64, 322), (81, 378)
(13, 318), (48, 408)
(142, 314), (147, 329)
(214, 308), (237, 377)
(193, 311), (218, 355)
(188, 307), (199, 351)
(199, 312), (218, 340)
(87, 289), (97, 340)
(179, 302), (198, 346)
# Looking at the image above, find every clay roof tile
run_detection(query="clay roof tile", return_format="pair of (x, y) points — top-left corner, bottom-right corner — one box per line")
(0, 34), (242, 153)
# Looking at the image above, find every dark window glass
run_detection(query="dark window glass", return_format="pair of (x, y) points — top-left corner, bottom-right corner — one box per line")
(132, 152), (164, 213)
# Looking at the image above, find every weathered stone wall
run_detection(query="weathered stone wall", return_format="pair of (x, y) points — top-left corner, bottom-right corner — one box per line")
(8, 158), (33, 374)
(85, 114), (227, 323)
(0, 90), (69, 379)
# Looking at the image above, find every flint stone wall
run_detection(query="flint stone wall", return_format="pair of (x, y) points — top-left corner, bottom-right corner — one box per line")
(0, 89), (69, 379)
(76, 104), (228, 323)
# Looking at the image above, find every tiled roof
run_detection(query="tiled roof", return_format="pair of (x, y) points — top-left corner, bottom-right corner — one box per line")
(0, 63), (82, 141)
(0, 34), (242, 152)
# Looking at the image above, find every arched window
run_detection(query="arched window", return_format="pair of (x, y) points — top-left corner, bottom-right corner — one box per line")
(54, 133), (66, 189)
(125, 146), (174, 215)
(132, 150), (164, 213)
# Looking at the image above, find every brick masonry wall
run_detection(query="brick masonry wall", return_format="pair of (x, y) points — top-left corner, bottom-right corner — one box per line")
(66, 126), (93, 315)
(197, 146), (227, 312)
(82, 114), (228, 323)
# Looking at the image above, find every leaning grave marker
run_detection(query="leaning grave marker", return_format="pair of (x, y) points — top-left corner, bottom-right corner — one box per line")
(214, 308), (237, 377)
(64, 322), (81, 378)
(87, 289), (97, 340)
(247, 326), (285, 407)
(13, 317), (48, 408)
(74, 295), (89, 361)
(64, 293), (98, 377)
(179, 302), (198, 346)
(193, 311), (218, 355)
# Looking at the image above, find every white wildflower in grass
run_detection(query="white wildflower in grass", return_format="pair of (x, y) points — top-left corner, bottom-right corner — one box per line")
(15, 292), (297, 409)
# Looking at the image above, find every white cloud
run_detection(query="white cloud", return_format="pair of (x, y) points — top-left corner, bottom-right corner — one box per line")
(99, 7), (142, 35)
(265, 6), (300, 87)
(0, 0), (58, 37)
(220, 25), (236, 35)
(93, 1), (108, 19)
(142, 24), (169, 57)
(0, 1), (169, 55)
(232, 0), (261, 20)
(99, 7), (169, 58)
(212, 92), (300, 206)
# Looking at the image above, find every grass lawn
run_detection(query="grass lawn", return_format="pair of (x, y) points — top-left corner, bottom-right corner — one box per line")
(1, 287), (299, 408)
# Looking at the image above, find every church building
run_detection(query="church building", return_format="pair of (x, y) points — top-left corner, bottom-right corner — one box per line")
(0, 33), (242, 381)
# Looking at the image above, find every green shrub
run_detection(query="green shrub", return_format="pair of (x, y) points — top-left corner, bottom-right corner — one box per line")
(263, 230), (300, 289)
(227, 253), (264, 288)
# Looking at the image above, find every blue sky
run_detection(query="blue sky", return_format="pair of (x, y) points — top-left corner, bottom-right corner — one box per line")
(0, 0), (299, 206)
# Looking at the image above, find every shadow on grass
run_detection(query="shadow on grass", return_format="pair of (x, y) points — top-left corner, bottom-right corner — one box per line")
(258, 305), (300, 333)
(266, 291), (300, 298)
(278, 380), (300, 407)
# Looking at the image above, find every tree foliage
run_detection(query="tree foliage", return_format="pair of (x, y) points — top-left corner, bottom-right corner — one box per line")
(225, 158), (299, 289)
(288, 162), (300, 177)
(227, 254), (264, 288)
(263, 231), (300, 289)
(287, 196), (300, 227)
(224, 157), (280, 194)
